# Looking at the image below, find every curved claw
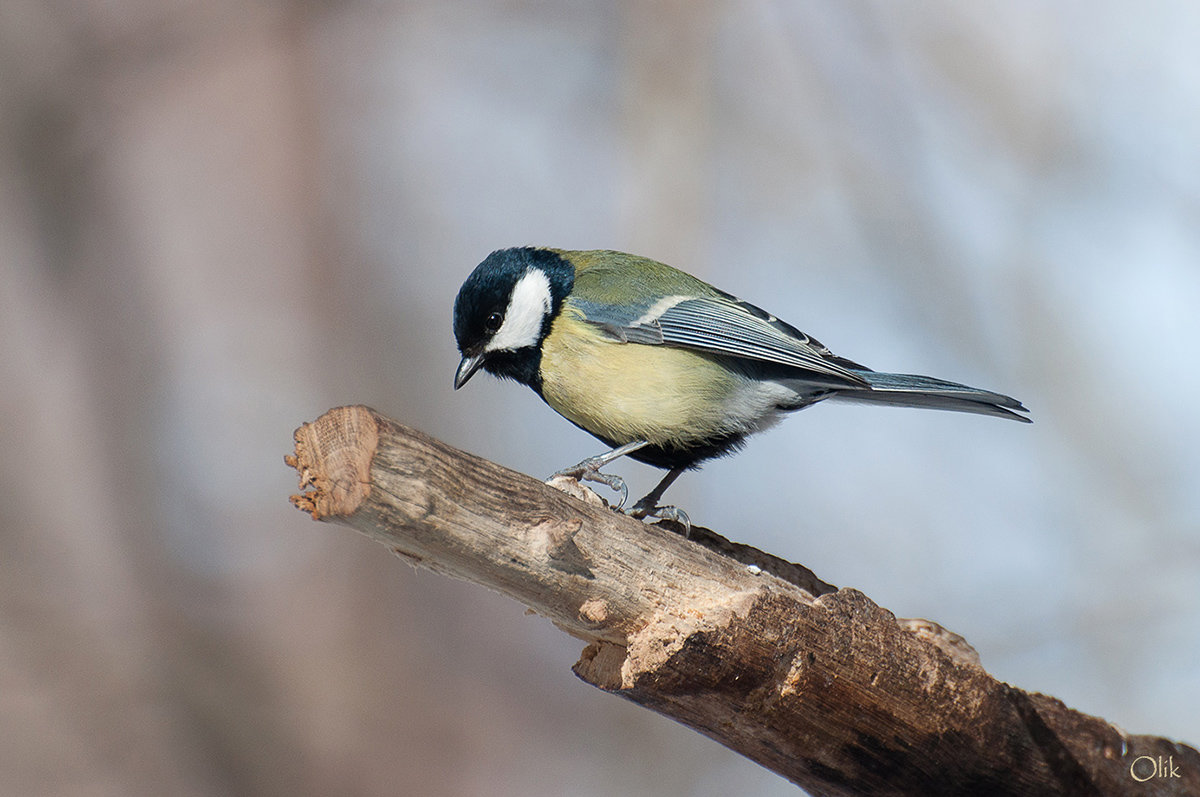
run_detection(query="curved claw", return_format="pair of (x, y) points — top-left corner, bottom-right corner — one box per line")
(581, 469), (628, 509)
(550, 463), (628, 509)
(611, 478), (629, 510)
(549, 441), (648, 511)
(628, 501), (692, 537)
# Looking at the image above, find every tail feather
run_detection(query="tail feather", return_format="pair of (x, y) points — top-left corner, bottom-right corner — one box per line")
(831, 371), (1031, 423)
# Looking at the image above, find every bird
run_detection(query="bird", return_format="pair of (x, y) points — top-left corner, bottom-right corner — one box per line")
(452, 247), (1030, 528)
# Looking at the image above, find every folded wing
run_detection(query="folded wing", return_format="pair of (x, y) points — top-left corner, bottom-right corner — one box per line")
(574, 294), (871, 388)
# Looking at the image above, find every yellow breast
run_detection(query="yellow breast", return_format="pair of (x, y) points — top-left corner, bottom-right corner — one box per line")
(539, 311), (738, 448)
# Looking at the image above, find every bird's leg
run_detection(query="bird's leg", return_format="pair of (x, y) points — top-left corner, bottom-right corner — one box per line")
(629, 467), (684, 514)
(628, 467), (691, 536)
(550, 440), (648, 510)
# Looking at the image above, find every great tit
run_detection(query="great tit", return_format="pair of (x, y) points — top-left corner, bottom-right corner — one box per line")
(453, 247), (1029, 526)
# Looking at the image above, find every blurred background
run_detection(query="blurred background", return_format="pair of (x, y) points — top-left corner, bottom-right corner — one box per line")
(2, 1), (1198, 795)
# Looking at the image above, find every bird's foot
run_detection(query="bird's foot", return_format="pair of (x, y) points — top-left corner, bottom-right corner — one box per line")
(550, 458), (629, 510)
(628, 498), (691, 537)
(548, 441), (649, 510)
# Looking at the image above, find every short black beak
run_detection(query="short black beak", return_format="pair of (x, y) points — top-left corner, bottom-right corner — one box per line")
(454, 352), (485, 389)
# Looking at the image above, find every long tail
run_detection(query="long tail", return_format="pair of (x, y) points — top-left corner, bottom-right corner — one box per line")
(831, 371), (1031, 422)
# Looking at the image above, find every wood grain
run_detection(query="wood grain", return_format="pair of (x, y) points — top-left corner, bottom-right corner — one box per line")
(288, 406), (1199, 796)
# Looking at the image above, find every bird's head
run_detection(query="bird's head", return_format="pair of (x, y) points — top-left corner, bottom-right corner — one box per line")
(452, 247), (574, 389)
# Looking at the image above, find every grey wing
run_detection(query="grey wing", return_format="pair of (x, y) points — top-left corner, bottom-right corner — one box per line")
(573, 294), (871, 388)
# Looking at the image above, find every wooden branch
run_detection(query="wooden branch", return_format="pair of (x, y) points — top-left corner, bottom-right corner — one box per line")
(286, 406), (1199, 796)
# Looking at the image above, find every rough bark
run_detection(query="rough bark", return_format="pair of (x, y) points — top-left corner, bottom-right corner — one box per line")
(287, 405), (1199, 796)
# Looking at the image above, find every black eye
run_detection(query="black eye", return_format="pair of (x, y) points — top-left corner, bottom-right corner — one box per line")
(484, 312), (504, 333)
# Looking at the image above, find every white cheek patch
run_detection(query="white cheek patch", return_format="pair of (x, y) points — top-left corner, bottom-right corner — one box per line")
(486, 269), (553, 352)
